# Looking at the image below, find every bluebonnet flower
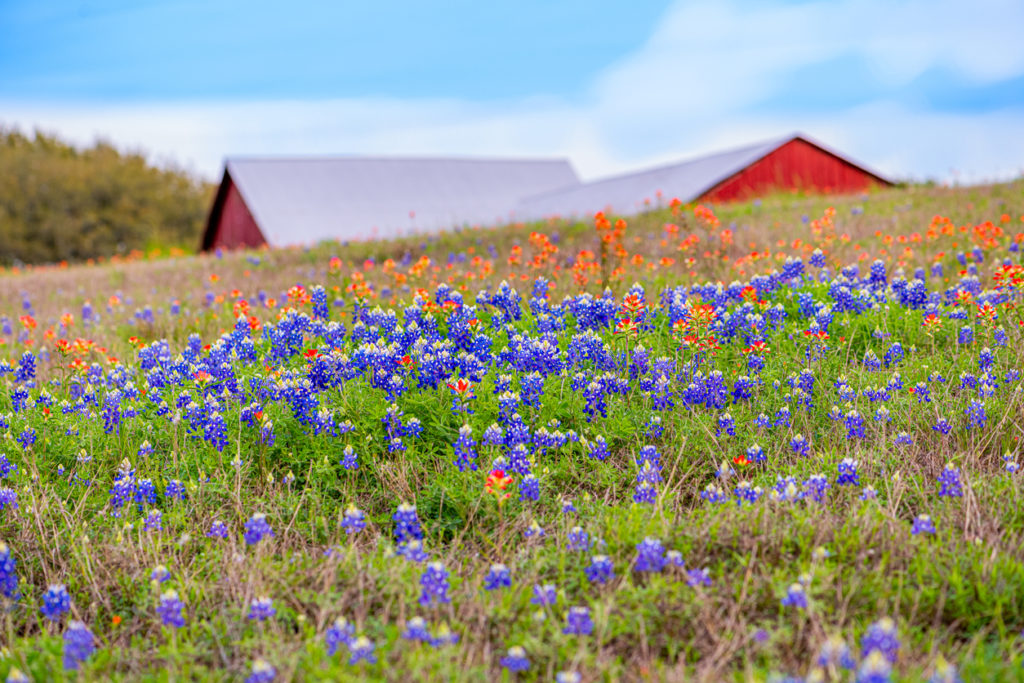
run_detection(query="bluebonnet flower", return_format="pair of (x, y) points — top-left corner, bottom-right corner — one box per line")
(347, 636), (377, 665)
(0, 454), (16, 479)
(165, 480), (186, 502)
(204, 412), (229, 452)
(817, 635), (856, 669)
(716, 412), (736, 437)
(556, 672), (581, 683)
(150, 565), (171, 584)
(803, 474), (830, 503)
(419, 562), (451, 606)
(893, 431), (914, 447)
(932, 418), (952, 435)
(937, 464), (963, 498)
(500, 646), (530, 672)
(857, 651), (893, 683)
(429, 622), (460, 648)
(531, 583), (557, 607)
(62, 621), (96, 671)
(701, 483), (727, 504)
(844, 410), (865, 439)
(484, 563), (511, 591)
(566, 526), (591, 552)
(928, 656), (961, 683)
(781, 583), (808, 609)
(394, 503), (424, 546)
(775, 407), (793, 428)
(644, 415), (664, 439)
(245, 659), (276, 683)
(562, 606), (594, 636)
(733, 481), (763, 506)
(912, 514), (936, 535)
(247, 596), (276, 621)
(518, 474), (540, 502)
(523, 520), (545, 540)
(586, 436), (609, 461)
(451, 425), (477, 472)
(325, 617), (355, 655)
(341, 505), (366, 535)
(340, 445), (359, 471)
(860, 486), (878, 501)
(244, 513), (274, 545)
(0, 488), (17, 513)
(157, 589), (186, 628)
(0, 542), (19, 599)
(41, 584), (71, 621)
(398, 540), (430, 563)
(861, 617), (900, 662)
(790, 434), (810, 457)
(207, 520), (229, 539)
(561, 498), (577, 514)
(585, 555), (615, 584)
(7, 667), (29, 682)
(144, 509), (163, 532)
(837, 458), (860, 486)
(634, 538), (666, 573)
(965, 399), (987, 429)
(745, 443), (766, 463)
(402, 616), (431, 642)
(686, 568), (712, 587)
(16, 427), (35, 451)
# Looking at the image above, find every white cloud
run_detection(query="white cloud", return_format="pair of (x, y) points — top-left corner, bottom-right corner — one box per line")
(2, 0), (1022, 185)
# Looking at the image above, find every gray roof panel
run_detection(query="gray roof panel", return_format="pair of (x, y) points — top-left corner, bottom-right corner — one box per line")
(516, 136), (792, 221)
(225, 157), (580, 247)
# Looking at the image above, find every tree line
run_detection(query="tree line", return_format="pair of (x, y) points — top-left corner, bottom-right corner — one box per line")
(0, 128), (214, 265)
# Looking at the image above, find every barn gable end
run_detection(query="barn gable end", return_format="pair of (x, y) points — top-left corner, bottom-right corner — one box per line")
(700, 136), (892, 202)
(202, 170), (266, 251)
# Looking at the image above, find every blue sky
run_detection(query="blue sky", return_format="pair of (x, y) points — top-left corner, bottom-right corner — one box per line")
(2, 0), (1023, 182)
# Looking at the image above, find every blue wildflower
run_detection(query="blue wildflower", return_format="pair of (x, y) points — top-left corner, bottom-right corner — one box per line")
(247, 596), (276, 621)
(41, 584), (71, 621)
(244, 513), (274, 545)
(419, 562), (451, 606)
(157, 590), (186, 628)
(62, 621), (96, 671)
(634, 538), (666, 573)
(562, 606), (594, 636)
(245, 659), (277, 683)
(500, 646), (530, 672)
(585, 555), (615, 585)
(484, 563), (511, 591)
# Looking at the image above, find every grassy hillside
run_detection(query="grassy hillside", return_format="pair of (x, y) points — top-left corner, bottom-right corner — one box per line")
(0, 178), (1020, 681)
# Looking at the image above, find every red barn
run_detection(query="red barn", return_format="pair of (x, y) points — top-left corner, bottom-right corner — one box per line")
(516, 133), (893, 221)
(201, 157), (580, 251)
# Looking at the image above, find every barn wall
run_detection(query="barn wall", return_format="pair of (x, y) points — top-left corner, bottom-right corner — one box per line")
(211, 177), (266, 250)
(700, 138), (886, 203)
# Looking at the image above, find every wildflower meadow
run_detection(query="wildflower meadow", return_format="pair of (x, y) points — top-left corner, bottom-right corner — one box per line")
(0, 180), (1022, 681)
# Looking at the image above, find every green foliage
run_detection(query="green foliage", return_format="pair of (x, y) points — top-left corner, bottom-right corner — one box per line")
(0, 128), (213, 265)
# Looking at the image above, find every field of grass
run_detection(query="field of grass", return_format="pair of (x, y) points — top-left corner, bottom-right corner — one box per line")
(0, 179), (1023, 681)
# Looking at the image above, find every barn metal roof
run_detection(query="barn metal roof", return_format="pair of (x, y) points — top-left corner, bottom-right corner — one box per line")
(515, 136), (793, 222)
(224, 156), (580, 247)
